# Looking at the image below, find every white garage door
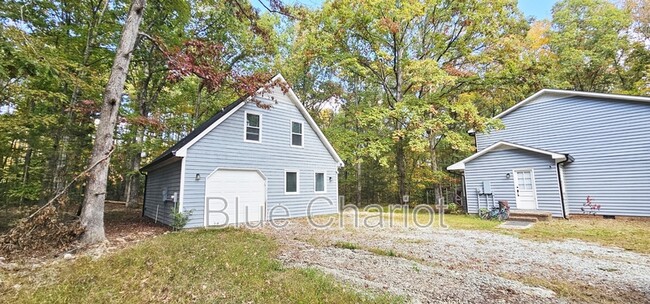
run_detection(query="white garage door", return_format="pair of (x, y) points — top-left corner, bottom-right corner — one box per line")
(205, 169), (266, 226)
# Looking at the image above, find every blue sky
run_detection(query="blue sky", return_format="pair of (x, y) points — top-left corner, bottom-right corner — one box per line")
(254, 1), (559, 20)
(518, 0), (559, 20)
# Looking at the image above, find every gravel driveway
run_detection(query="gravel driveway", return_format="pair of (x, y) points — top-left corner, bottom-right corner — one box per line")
(259, 212), (650, 303)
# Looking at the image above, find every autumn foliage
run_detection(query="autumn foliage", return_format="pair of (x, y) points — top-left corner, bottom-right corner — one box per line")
(166, 40), (290, 109)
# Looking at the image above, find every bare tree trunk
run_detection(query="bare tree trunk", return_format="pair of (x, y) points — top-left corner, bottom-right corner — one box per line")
(80, 0), (146, 244)
(124, 58), (164, 208)
(124, 130), (143, 208)
(52, 141), (68, 195)
(356, 161), (362, 206)
(396, 140), (407, 204)
(19, 146), (32, 205)
(429, 131), (443, 204)
(354, 78), (362, 206)
(193, 82), (204, 125)
(392, 30), (407, 204)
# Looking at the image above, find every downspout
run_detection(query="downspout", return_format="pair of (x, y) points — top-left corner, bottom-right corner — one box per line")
(556, 154), (573, 219)
(141, 171), (148, 217)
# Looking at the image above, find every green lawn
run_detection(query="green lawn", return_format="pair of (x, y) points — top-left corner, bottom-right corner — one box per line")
(370, 207), (650, 253)
(426, 212), (650, 253)
(1, 229), (400, 304)
(509, 217), (650, 253)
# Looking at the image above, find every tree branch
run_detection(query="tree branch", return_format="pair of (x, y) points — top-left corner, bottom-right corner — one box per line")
(28, 146), (116, 220)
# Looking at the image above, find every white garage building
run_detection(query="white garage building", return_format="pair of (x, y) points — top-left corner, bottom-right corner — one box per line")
(140, 74), (344, 228)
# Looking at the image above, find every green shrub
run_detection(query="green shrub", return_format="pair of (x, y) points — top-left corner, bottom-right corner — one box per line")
(334, 241), (359, 250)
(172, 209), (192, 230)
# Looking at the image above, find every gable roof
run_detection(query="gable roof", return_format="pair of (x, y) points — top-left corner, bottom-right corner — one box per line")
(140, 95), (247, 172)
(494, 89), (650, 120)
(447, 141), (570, 171)
(141, 74), (344, 172)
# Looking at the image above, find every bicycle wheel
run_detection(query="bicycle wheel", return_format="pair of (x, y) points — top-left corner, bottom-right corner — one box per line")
(479, 209), (489, 220)
(498, 211), (509, 221)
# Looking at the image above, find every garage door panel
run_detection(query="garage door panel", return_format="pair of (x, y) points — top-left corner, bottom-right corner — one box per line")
(205, 169), (265, 226)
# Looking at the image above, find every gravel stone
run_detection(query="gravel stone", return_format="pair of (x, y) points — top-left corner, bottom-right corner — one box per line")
(258, 212), (650, 303)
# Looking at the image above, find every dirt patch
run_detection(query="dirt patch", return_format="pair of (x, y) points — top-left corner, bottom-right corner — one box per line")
(0, 203), (168, 265)
(0, 205), (83, 261)
(259, 212), (650, 303)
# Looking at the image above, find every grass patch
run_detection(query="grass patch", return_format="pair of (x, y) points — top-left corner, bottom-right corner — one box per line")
(1, 229), (400, 303)
(504, 273), (646, 303)
(435, 214), (650, 253)
(334, 241), (360, 250)
(381, 212), (501, 231)
(437, 214), (650, 253)
(369, 207), (650, 254)
(511, 218), (650, 253)
(367, 247), (398, 257)
(436, 214), (502, 230)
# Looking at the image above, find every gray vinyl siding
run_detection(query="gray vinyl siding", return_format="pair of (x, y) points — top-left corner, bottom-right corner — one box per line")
(181, 88), (339, 228)
(464, 149), (563, 216)
(143, 159), (182, 225)
(476, 96), (650, 217)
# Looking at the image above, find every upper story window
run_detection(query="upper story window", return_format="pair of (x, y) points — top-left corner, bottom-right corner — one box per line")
(245, 112), (261, 142)
(291, 121), (303, 147)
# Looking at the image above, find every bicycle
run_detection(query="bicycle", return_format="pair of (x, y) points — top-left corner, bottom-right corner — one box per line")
(479, 200), (510, 221)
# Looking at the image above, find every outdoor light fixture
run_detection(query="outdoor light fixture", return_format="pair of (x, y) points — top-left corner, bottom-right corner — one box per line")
(506, 172), (511, 179)
(328, 176), (333, 182)
(195, 173), (201, 181)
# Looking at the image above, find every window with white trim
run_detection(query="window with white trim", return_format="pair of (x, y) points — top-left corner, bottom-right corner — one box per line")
(291, 121), (303, 146)
(314, 172), (326, 193)
(245, 112), (261, 142)
(285, 171), (299, 194)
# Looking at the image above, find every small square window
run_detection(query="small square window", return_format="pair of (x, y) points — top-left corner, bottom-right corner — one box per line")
(246, 113), (261, 142)
(315, 172), (325, 192)
(291, 121), (303, 146)
(285, 171), (298, 193)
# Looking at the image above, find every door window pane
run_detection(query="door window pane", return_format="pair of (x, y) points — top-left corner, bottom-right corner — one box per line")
(517, 171), (533, 189)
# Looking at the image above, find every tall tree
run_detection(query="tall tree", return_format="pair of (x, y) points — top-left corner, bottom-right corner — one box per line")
(550, 0), (632, 92)
(300, 0), (526, 203)
(80, 0), (146, 244)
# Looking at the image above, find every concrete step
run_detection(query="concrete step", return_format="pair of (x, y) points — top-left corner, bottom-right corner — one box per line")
(507, 216), (539, 223)
(509, 210), (552, 221)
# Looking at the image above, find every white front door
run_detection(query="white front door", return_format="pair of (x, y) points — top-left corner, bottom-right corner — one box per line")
(513, 169), (537, 209)
(205, 169), (266, 226)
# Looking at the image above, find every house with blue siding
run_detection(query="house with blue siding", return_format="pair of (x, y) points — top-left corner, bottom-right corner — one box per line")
(140, 74), (344, 228)
(448, 89), (650, 218)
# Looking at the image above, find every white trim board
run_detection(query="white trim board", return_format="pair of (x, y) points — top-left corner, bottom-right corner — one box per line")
(447, 141), (568, 171)
(178, 157), (186, 212)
